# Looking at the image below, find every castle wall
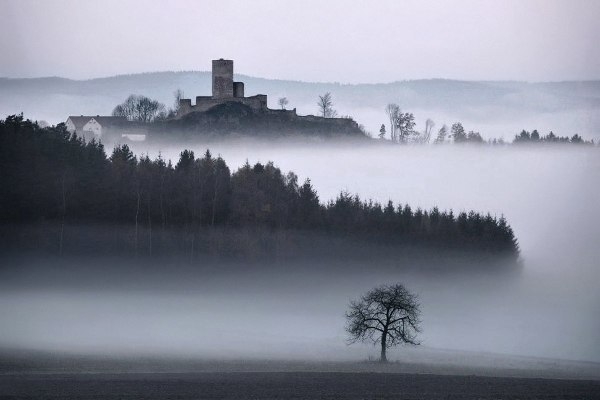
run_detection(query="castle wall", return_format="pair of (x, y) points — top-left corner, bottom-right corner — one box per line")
(179, 99), (192, 115)
(296, 114), (360, 129)
(177, 95), (268, 117)
(212, 59), (234, 99)
(233, 82), (244, 98)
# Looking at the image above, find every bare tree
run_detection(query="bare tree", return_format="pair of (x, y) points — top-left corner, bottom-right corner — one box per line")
(422, 118), (435, 144)
(137, 96), (165, 122)
(173, 89), (184, 114)
(346, 283), (421, 362)
(278, 97), (289, 110)
(413, 118), (434, 144)
(112, 94), (166, 122)
(112, 100), (135, 121)
(385, 103), (400, 142)
(317, 92), (337, 118)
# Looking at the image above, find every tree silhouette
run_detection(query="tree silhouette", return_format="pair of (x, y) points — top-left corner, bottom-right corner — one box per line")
(385, 104), (400, 142)
(0, 115), (521, 260)
(451, 122), (467, 143)
(346, 283), (421, 362)
(278, 97), (289, 110)
(434, 125), (448, 144)
(395, 112), (416, 144)
(112, 94), (166, 122)
(379, 124), (386, 140)
(317, 92), (337, 118)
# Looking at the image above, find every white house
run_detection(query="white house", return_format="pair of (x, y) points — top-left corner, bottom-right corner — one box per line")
(65, 116), (93, 135)
(65, 115), (146, 141)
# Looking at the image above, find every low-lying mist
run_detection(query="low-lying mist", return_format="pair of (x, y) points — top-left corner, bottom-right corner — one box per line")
(1, 143), (599, 364)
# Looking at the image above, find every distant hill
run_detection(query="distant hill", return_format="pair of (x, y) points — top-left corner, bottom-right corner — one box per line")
(1, 72), (599, 140)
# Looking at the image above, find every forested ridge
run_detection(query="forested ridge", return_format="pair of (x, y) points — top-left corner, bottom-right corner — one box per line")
(0, 115), (518, 259)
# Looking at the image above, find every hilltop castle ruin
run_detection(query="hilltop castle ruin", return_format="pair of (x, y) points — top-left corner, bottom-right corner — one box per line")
(61, 59), (364, 142)
(177, 59), (269, 117)
(170, 58), (364, 137)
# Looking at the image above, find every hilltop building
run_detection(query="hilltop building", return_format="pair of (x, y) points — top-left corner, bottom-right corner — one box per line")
(172, 59), (364, 136)
(65, 115), (146, 142)
(64, 59), (364, 139)
(177, 59), (270, 117)
(66, 115), (126, 138)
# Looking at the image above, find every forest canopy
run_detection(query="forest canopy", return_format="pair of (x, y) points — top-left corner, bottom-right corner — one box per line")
(0, 115), (519, 259)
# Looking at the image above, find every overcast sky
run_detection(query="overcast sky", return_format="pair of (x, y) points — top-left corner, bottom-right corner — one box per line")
(1, 0), (598, 83)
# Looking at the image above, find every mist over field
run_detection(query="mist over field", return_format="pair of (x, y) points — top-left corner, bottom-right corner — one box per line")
(2, 1), (600, 398)
(1, 143), (598, 364)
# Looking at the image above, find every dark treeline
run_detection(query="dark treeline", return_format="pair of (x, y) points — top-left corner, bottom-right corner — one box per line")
(512, 129), (592, 144)
(0, 115), (518, 259)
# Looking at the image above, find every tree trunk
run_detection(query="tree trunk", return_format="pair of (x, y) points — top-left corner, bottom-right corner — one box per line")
(147, 197), (152, 256)
(191, 227), (195, 261)
(160, 174), (165, 229)
(380, 332), (388, 362)
(211, 179), (218, 227)
(159, 174), (166, 251)
(135, 189), (140, 258)
(59, 172), (66, 256)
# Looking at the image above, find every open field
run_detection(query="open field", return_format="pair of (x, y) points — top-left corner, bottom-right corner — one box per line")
(1, 371), (599, 399)
(1, 351), (599, 399)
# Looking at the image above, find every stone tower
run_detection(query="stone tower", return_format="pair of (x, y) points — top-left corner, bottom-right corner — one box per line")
(176, 59), (269, 118)
(212, 59), (234, 99)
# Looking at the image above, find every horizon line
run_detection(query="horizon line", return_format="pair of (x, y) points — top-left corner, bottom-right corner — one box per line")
(1, 71), (599, 86)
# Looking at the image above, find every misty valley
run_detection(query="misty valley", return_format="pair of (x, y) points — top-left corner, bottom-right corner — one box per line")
(1, 112), (598, 351)
(1, 110), (599, 398)
(1, 7), (600, 394)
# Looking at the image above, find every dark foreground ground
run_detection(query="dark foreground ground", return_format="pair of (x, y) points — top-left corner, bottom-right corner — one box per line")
(1, 353), (599, 400)
(1, 371), (600, 400)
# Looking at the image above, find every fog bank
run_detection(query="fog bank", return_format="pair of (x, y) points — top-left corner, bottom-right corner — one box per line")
(1, 145), (598, 364)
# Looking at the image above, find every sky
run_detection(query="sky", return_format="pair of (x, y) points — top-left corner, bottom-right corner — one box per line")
(0, 0), (599, 83)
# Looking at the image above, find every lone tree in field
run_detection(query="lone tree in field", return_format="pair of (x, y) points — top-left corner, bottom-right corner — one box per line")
(345, 283), (421, 362)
